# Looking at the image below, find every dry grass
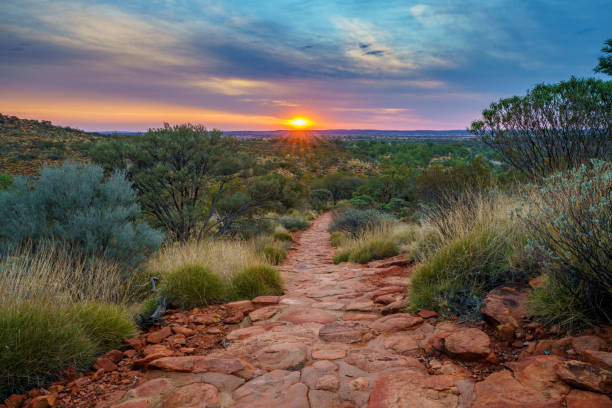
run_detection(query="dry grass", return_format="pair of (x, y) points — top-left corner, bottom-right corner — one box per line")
(333, 222), (413, 264)
(147, 238), (270, 284)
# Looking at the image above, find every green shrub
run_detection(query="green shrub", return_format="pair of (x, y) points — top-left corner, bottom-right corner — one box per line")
(274, 231), (293, 241)
(0, 162), (162, 266)
(519, 160), (612, 329)
(0, 303), (96, 398)
(69, 302), (137, 353)
(409, 226), (517, 320)
(333, 249), (351, 264)
(528, 277), (593, 330)
(391, 227), (417, 245)
(0, 172), (12, 191)
(280, 216), (310, 231)
(330, 231), (347, 247)
(139, 296), (159, 317)
(349, 239), (399, 264)
(231, 265), (284, 300)
(309, 189), (333, 210)
(263, 246), (287, 265)
(329, 208), (395, 236)
(407, 229), (444, 262)
(161, 265), (226, 308)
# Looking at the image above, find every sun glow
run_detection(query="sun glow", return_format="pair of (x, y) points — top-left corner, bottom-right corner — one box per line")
(287, 117), (312, 128)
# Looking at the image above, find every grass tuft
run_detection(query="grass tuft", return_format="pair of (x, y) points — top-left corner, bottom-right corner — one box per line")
(231, 265), (284, 300)
(160, 265), (226, 308)
(349, 239), (399, 264)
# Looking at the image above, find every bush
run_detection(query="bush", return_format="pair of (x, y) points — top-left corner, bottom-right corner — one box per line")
(407, 229), (444, 262)
(349, 240), (399, 264)
(329, 208), (394, 236)
(161, 265), (226, 308)
(263, 246), (287, 265)
(274, 231), (293, 241)
(0, 162), (162, 266)
(0, 172), (11, 191)
(0, 303), (96, 398)
(309, 189), (333, 210)
(69, 302), (137, 353)
(333, 249), (351, 264)
(519, 160), (612, 329)
(409, 226), (518, 320)
(330, 231), (348, 247)
(280, 216), (309, 231)
(231, 265), (284, 300)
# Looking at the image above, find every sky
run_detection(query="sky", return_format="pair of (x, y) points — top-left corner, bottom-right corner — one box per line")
(0, 0), (609, 131)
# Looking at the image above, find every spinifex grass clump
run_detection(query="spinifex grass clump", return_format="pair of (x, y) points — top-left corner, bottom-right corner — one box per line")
(332, 223), (408, 264)
(280, 216), (310, 231)
(518, 160), (612, 330)
(231, 265), (284, 300)
(262, 246), (288, 265)
(329, 208), (395, 237)
(160, 265), (226, 308)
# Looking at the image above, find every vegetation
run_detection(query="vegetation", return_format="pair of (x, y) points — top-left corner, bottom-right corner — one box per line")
(0, 162), (162, 266)
(160, 265), (226, 308)
(594, 38), (612, 75)
(279, 215), (310, 231)
(470, 77), (612, 180)
(519, 160), (612, 329)
(329, 208), (394, 237)
(262, 245), (288, 265)
(231, 265), (284, 300)
(331, 222), (410, 265)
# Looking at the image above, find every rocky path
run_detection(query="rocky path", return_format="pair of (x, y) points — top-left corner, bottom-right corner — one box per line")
(15, 213), (611, 408)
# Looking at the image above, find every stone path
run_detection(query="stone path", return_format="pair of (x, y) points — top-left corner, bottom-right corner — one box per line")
(106, 213), (612, 408)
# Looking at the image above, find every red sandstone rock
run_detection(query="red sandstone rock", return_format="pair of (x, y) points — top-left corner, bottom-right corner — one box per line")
(373, 294), (398, 304)
(226, 300), (255, 314)
(280, 308), (337, 324)
(473, 370), (563, 408)
(249, 305), (283, 322)
(380, 299), (409, 315)
(507, 355), (570, 397)
(370, 313), (423, 332)
(480, 284), (530, 333)
(444, 327), (491, 360)
(345, 301), (376, 312)
(103, 349), (124, 364)
(171, 325), (195, 337)
(345, 349), (424, 372)
(319, 321), (370, 343)
(417, 309), (437, 319)
(342, 313), (377, 321)
(148, 355), (246, 374)
(252, 342), (307, 370)
(146, 326), (172, 344)
(29, 394), (57, 408)
(315, 375), (340, 391)
(252, 296), (281, 305)
(311, 343), (348, 360)
(163, 383), (218, 408)
(4, 395), (25, 408)
(93, 356), (118, 372)
(582, 350), (612, 371)
(129, 378), (173, 398)
(367, 255), (409, 268)
(227, 325), (266, 340)
(565, 389), (612, 408)
(556, 360), (612, 394)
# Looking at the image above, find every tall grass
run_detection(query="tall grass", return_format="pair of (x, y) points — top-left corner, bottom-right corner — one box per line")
(333, 223), (412, 264)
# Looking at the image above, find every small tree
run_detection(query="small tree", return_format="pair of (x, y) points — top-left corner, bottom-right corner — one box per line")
(594, 38), (612, 76)
(470, 77), (612, 180)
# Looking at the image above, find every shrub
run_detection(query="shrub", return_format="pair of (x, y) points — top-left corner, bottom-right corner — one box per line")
(333, 249), (351, 264)
(349, 240), (399, 264)
(0, 303), (96, 398)
(280, 216), (309, 231)
(470, 77), (612, 179)
(330, 231), (348, 247)
(528, 277), (593, 330)
(139, 296), (159, 317)
(0, 172), (12, 190)
(263, 246), (287, 265)
(329, 208), (394, 236)
(407, 228), (444, 262)
(309, 189), (333, 210)
(161, 265), (226, 308)
(0, 162), (162, 266)
(349, 195), (374, 209)
(409, 225), (518, 320)
(69, 303), (137, 353)
(519, 160), (612, 329)
(274, 231), (293, 241)
(231, 265), (284, 300)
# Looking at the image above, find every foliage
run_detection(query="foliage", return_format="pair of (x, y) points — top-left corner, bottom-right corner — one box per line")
(69, 303), (137, 353)
(280, 216), (310, 231)
(273, 228), (293, 242)
(313, 173), (365, 204)
(330, 231), (348, 247)
(348, 240), (399, 264)
(263, 246), (287, 265)
(470, 77), (612, 179)
(231, 265), (284, 300)
(0, 303), (96, 398)
(594, 38), (612, 76)
(161, 265), (226, 308)
(409, 226), (518, 320)
(329, 207), (395, 236)
(519, 160), (612, 329)
(0, 172), (12, 190)
(333, 249), (351, 264)
(0, 162), (162, 266)
(310, 188), (333, 210)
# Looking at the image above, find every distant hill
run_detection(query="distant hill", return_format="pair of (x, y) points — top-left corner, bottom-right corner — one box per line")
(225, 129), (473, 141)
(0, 114), (107, 176)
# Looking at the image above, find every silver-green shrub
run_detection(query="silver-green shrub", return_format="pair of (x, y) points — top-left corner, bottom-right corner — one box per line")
(0, 162), (162, 266)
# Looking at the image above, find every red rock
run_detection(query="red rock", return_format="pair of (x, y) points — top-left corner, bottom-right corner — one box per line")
(369, 286), (404, 299)
(507, 355), (570, 397)
(367, 255), (409, 268)
(319, 321), (370, 343)
(473, 370), (562, 408)
(103, 349), (124, 363)
(480, 284), (530, 332)
(565, 389), (612, 408)
(114, 401), (150, 408)
(129, 378), (173, 398)
(252, 296), (281, 305)
(29, 394), (57, 408)
(4, 394), (25, 408)
(227, 326), (266, 340)
(417, 309), (437, 319)
(383, 334), (419, 353)
(253, 343), (307, 370)
(93, 356), (118, 372)
(375, 265), (405, 277)
(249, 305), (283, 322)
(123, 349), (137, 358)
(370, 313), (423, 332)
(444, 328), (491, 361)
(367, 369), (472, 408)
(345, 349), (424, 372)
(146, 326), (172, 344)
(529, 275), (546, 288)
(279, 308), (337, 324)
(191, 313), (221, 325)
(342, 313), (377, 321)
(556, 360), (612, 394)
(223, 311), (244, 324)
(148, 355), (246, 374)
(315, 375), (340, 391)
(311, 344), (348, 360)
(171, 326), (195, 337)
(582, 350), (612, 371)
(234, 382), (309, 408)
(163, 383), (218, 408)
(346, 301), (376, 312)
(124, 337), (146, 351)
(373, 294), (398, 304)
(381, 299), (409, 315)
(226, 300), (255, 314)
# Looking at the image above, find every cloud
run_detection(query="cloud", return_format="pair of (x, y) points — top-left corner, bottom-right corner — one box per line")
(192, 77), (285, 96)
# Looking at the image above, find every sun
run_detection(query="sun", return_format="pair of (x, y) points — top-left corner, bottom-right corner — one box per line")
(286, 117), (313, 129)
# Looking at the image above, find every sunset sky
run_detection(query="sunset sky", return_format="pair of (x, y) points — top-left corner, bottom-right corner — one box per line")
(0, 0), (609, 131)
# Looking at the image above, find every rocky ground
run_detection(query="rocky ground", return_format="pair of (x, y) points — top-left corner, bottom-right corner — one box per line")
(4, 213), (612, 408)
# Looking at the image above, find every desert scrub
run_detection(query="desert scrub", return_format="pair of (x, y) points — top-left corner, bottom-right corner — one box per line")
(231, 265), (284, 300)
(280, 216), (310, 231)
(349, 240), (399, 264)
(262, 246), (287, 265)
(333, 222), (403, 264)
(330, 231), (348, 247)
(333, 249), (351, 264)
(0, 303), (96, 398)
(273, 226), (293, 242)
(160, 265), (226, 308)
(518, 160), (612, 329)
(329, 208), (395, 236)
(409, 224), (519, 320)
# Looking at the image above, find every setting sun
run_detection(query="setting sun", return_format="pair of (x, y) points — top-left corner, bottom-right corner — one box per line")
(287, 117), (312, 129)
